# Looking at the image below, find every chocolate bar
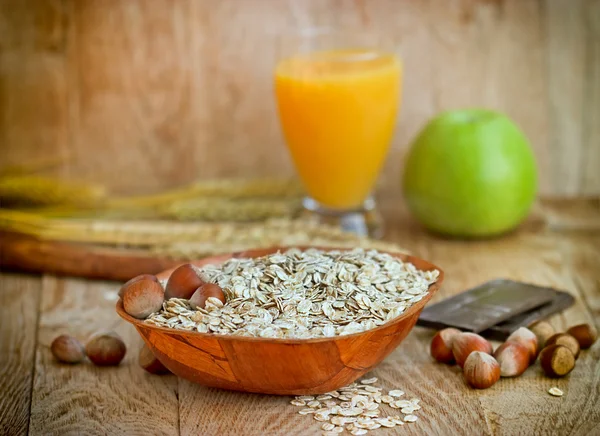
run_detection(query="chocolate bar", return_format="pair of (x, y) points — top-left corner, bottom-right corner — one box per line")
(417, 279), (572, 335)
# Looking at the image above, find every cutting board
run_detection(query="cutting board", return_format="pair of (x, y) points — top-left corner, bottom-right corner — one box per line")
(0, 231), (182, 281)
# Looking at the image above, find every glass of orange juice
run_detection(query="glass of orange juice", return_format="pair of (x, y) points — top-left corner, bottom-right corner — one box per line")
(274, 28), (401, 237)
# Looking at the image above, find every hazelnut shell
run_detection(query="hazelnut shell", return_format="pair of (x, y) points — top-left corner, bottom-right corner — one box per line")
(165, 264), (205, 300)
(430, 328), (461, 364)
(122, 276), (164, 319)
(452, 332), (494, 368)
(528, 320), (555, 349)
(566, 324), (598, 349)
(139, 344), (170, 375)
(506, 327), (539, 363)
(50, 335), (86, 364)
(189, 283), (226, 310)
(463, 351), (500, 389)
(493, 341), (530, 377)
(545, 333), (580, 359)
(119, 274), (159, 298)
(539, 344), (576, 377)
(85, 332), (127, 366)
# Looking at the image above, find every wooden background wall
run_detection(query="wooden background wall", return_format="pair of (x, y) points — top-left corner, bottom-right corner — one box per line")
(1, 0), (598, 197)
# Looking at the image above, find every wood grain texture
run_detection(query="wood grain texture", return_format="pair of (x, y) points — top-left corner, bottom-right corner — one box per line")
(1, 197), (598, 435)
(178, 198), (598, 436)
(117, 249), (443, 395)
(397, 219), (600, 435)
(0, 273), (41, 436)
(28, 276), (179, 436)
(0, 0), (598, 196)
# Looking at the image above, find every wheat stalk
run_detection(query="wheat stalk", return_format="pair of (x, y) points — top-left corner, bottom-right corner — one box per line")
(109, 178), (304, 210)
(0, 176), (106, 207)
(1, 177), (304, 221)
(160, 198), (302, 221)
(0, 209), (408, 255)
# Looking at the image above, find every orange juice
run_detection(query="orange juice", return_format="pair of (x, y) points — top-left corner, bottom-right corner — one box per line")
(275, 50), (401, 209)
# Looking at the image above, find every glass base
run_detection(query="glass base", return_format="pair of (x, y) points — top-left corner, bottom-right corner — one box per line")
(301, 196), (384, 239)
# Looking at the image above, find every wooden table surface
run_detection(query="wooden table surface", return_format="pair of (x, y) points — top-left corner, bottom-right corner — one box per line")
(1, 198), (599, 436)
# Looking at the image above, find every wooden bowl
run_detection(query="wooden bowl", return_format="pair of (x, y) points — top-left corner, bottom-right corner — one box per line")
(116, 247), (443, 395)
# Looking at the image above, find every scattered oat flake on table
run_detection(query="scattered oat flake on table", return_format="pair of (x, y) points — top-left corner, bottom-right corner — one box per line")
(292, 379), (421, 434)
(361, 377), (378, 384)
(388, 389), (404, 397)
(298, 408), (315, 415)
(548, 387), (564, 397)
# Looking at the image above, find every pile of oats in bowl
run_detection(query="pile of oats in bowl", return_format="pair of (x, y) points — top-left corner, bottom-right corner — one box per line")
(145, 248), (439, 338)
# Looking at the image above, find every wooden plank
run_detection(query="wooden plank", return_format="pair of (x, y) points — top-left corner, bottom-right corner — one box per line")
(2, 0), (598, 196)
(0, 0), (70, 176)
(12, 197), (599, 435)
(405, 211), (600, 434)
(555, 232), (600, 330)
(28, 276), (179, 435)
(177, 198), (600, 435)
(0, 273), (41, 436)
(423, 0), (550, 193)
(582, 0), (600, 195)
(545, 0), (587, 195)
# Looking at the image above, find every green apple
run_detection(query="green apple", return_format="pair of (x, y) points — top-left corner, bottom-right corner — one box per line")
(402, 109), (538, 237)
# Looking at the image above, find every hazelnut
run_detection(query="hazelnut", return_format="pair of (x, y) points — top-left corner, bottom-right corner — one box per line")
(567, 324), (598, 349)
(545, 333), (580, 359)
(122, 275), (164, 319)
(463, 351), (501, 389)
(493, 341), (530, 377)
(189, 283), (226, 310)
(452, 332), (493, 368)
(506, 327), (538, 363)
(85, 332), (127, 366)
(539, 344), (576, 377)
(50, 335), (86, 364)
(139, 344), (170, 375)
(165, 264), (205, 300)
(528, 320), (555, 349)
(430, 328), (461, 364)
(118, 274), (159, 298)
